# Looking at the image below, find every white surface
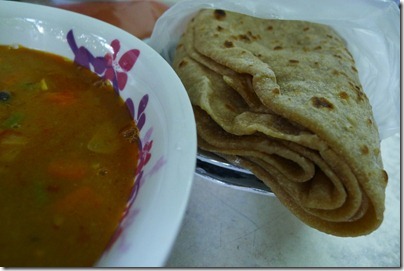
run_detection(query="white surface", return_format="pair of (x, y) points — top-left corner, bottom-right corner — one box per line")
(165, 133), (400, 267)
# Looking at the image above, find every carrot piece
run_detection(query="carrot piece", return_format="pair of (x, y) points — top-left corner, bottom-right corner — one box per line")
(53, 186), (103, 215)
(47, 160), (88, 181)
(0, 130), (28, 145)
(44, 91), (76, 106)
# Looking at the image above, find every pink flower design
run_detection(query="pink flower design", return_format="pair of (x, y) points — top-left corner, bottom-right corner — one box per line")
(103, 40), (140, 91)
(67, 30), (167, 255)
(67, 30), (140, 91)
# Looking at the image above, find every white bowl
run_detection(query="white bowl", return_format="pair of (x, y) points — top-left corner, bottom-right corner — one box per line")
(0, 1), (196, 267)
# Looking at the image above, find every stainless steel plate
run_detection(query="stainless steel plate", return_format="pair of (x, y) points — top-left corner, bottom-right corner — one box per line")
(195, 149), (273, 195)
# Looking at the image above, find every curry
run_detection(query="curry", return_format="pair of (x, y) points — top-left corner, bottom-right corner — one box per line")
(0, 45), (139, 266)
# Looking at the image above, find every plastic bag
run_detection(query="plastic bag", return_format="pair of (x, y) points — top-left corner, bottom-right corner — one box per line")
(148, 0), (400, 140)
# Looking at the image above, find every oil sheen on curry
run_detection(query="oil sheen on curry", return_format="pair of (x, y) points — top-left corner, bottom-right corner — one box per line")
(0, 45), (139, 266)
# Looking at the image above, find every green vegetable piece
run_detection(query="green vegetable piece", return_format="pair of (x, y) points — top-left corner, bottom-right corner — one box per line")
(87, 121), (122, 154)
(1, 113), (24, 128)
(33, 182), (49, 205)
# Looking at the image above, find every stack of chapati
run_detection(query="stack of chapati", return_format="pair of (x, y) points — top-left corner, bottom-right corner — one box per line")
(172, 9), (387, 236)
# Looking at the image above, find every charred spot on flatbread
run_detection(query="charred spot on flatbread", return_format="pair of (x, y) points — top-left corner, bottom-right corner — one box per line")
(213, 9), (226, 20)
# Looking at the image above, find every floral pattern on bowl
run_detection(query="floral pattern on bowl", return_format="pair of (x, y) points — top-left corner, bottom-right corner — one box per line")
(66, 29), (166, 252)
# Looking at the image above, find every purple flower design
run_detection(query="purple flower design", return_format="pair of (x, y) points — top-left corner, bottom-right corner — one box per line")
(67, 30), (140, 91)
(66, 29), (166, 254)
(122, 94), (153, 206)
(104, 95), (166, 253)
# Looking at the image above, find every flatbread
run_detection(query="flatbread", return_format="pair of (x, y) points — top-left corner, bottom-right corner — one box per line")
(172, 9), (387, 236)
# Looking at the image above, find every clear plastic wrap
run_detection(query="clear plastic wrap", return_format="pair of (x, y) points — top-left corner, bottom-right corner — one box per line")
(149, 0), (400, 140)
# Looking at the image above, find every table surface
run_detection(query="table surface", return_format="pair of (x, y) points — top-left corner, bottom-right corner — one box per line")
(165, 133), (400, 267)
